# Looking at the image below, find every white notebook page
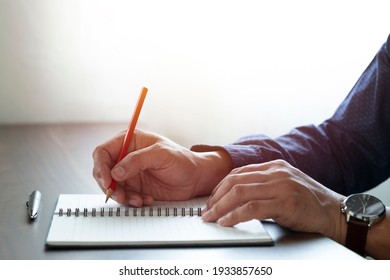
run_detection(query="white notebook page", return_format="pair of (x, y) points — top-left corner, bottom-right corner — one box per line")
(46, 194), (273, 247)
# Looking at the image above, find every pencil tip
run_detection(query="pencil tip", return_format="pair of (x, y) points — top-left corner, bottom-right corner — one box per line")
(105, 188), (114, 203)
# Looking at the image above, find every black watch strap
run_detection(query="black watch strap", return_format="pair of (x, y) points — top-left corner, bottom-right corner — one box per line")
(345, 218), (368, 256)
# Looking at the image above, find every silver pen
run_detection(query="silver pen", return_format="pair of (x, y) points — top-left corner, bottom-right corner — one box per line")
(26, 190), (42, 219)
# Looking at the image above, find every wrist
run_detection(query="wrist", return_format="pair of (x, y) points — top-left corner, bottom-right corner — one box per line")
(365, 208), (390, 259)
(320, 194), (347, 245)
(193, 150), (233, 197)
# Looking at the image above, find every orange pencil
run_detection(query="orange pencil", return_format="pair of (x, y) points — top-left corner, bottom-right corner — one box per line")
(105, 87), (148, 203)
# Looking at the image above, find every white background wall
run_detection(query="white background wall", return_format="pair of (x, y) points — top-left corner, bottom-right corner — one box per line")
(1, 0), (389, 146)
(1, 0), (390, 202)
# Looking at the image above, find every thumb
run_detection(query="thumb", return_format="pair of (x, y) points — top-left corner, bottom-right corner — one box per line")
(111, 143), (169, 181)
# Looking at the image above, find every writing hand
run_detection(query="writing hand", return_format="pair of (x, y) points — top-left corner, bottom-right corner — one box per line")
(93, 129), (231, 207)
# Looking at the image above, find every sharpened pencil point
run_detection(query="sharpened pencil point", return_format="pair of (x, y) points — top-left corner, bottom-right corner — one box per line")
(105, 188), (114, 203)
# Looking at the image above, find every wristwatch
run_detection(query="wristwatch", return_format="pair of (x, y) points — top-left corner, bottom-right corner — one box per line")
(341, 193), (386, 256)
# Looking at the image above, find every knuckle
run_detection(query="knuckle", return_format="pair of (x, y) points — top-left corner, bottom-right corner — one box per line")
(231, 184), (246, 197)
(230, 167), (241, 174)
(270, 164), (299, 180)
(152, 142), (171, 156)
(225, 173), (240, 186)
(210, 204), (219, 214)
(244, 201), (260, 213)
(153, 142), (165, 150)
(92, 144), (104, 159)
(272, 159), (288, 167)
(209, 204), (222, 219)
(272, 168), (291, 179)
(226, 210), (238, 222)
(92, 167), (100, 179)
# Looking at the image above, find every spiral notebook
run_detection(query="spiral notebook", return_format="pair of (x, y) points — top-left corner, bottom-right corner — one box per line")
(46, 194), (274, 247)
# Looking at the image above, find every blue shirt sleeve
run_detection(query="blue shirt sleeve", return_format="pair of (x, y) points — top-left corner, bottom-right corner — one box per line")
(192, 34), (390, 195)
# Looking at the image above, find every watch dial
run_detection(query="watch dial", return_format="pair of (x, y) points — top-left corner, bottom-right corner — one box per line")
(346, 194), (385, 218)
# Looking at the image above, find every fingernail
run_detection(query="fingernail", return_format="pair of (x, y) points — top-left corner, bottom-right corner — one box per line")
(98, 178), (106, 188)
(128, 198), (140, 207)
(202, 210), (211, 221)
(218, 216), (228, 226)
(113, 166), (126, 178)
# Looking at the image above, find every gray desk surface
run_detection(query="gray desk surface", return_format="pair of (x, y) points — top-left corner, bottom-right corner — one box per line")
(0, 124), (362, 260)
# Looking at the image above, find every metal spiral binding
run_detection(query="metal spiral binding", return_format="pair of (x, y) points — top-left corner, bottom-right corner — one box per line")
(57, 207), (202, 217)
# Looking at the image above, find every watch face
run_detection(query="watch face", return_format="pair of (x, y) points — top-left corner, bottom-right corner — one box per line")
(344, 194), (385, 222)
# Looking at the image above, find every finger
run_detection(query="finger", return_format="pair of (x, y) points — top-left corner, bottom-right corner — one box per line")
(109, 187), (145, 207)
(123, 191), (155, 207)
(207, 162), (277, 200)
(217, 199), (278, 227)
(92, 147), (114, 190)
(104, 183), (125, 204)
(206, 168), (271, 211)
(140, 194), (154, 206)
(94, 131), (128, 163)
(92, 132), (127, 189)
(203, 182), (275, 222)
(111, 143), (170, 182)
(205, 172), (254, 212)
